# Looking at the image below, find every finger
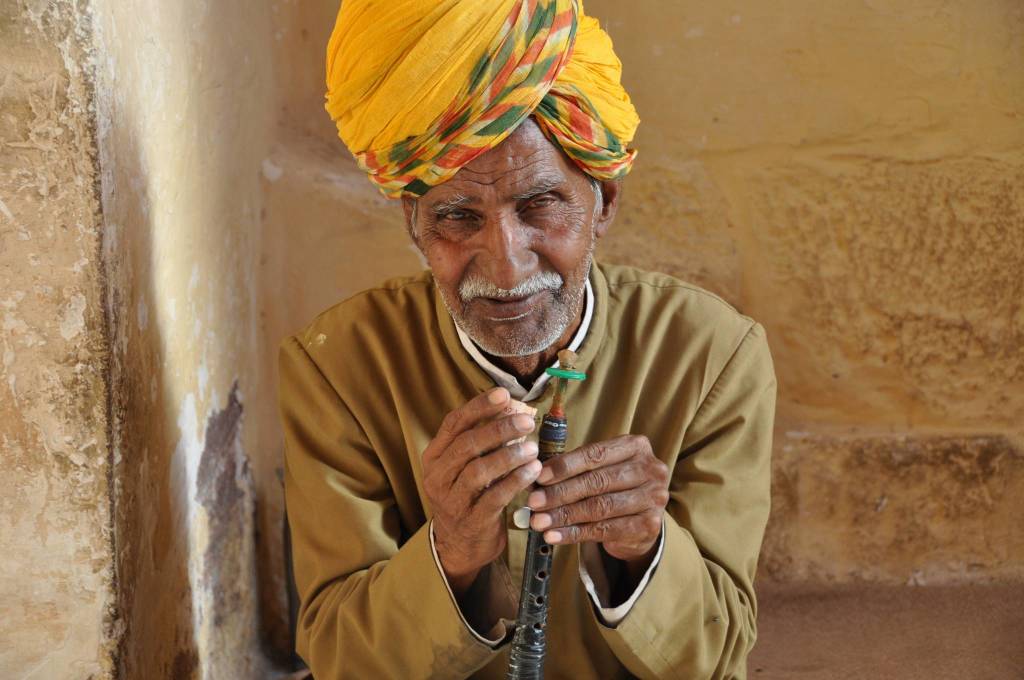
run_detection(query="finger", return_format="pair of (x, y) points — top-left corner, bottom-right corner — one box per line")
(536, 435), (640, 486)
(424, 387), (512, 461)
(526, 461), (645, 511)
(543, 513), (662, 546)
(530, 486), (656, 532)
(454, 441), (539, 498)
(435, 413), (536, 485)
(475, 459), (543, 513)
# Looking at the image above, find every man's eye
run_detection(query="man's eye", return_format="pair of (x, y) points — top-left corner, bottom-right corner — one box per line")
(528, 196), (556, 209)
(440, 209), (472, 221)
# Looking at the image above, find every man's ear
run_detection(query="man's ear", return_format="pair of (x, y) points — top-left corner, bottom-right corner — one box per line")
(594, 179), (622, 239)
(401, 196), (418, 241)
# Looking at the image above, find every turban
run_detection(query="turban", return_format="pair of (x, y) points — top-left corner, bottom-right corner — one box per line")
(325, 0), (640, 198)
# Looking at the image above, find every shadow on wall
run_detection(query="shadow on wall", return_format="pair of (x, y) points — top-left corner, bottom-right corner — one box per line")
(94, 0), (279, 675)
(98, 53), (200, 675)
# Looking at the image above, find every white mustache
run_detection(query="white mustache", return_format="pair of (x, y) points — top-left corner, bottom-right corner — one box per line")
(459, 272), (564, 302)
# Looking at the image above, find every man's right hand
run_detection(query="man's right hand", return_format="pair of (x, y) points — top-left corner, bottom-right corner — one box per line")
(424, 387), (540, 596)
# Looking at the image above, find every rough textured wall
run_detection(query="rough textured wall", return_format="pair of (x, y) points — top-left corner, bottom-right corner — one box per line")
(583, 0), (1024, 583)
(257, 1), (1024, 626)
(589, 1), (1024, 427)
(90, 0), (276, 675)
(0, 1), (115, 676)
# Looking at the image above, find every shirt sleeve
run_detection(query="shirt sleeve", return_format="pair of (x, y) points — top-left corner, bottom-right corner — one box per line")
(594, 322), (776, 680)
(577, 521), (666, 626)
(279, 336), (504, 678)
(428, 520), (513, 647)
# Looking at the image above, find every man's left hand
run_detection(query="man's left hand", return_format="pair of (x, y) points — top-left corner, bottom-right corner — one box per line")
(526, 434), (669, 569)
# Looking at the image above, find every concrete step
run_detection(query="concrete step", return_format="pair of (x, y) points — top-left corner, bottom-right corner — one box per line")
(761, 431), (1024, 585)
(750, 583), (1024, 680)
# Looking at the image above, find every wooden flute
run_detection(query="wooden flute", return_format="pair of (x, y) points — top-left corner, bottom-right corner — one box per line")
(506, 349), (586, 679)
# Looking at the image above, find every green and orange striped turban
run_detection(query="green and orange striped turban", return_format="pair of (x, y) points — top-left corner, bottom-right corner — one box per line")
(325, 0), (639, 198)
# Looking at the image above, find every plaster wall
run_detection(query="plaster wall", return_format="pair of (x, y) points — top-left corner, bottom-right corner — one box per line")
(0, 1), (114, 676)
(90, 0), (277, 676)
(583, 0), (1024, 585)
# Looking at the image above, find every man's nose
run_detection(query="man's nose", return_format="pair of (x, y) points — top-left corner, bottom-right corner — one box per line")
(476, 210), (537, 290)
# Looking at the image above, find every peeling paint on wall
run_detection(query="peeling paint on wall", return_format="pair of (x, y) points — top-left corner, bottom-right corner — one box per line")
(192, 383), (266, 678)
(197, 384), (248, 623)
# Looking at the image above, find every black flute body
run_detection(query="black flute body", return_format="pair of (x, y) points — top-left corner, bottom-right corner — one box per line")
(507, 350), (584, 679)
(505, 528), (553, 679)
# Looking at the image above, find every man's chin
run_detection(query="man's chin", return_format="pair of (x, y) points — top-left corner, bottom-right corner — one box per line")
(461, 314), (564, 358)
(465, 325), (545, 357)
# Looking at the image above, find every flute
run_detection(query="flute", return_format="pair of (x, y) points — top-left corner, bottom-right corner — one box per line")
(507, 349), (586, 680)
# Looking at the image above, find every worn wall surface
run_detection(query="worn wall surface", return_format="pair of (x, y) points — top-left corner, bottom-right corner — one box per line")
(0, 1), (114, 677)
(590, 0), (1023, 434)
(90, 0), (277, 675)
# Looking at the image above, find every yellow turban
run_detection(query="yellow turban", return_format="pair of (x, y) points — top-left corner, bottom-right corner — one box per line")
(325, 0), (640, 198)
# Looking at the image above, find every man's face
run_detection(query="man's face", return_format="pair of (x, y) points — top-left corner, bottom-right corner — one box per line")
(403, 118), (616, 357)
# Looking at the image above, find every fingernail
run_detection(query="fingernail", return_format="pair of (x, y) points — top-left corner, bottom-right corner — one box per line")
(488, 388), (508, 405)
(522, 441), (539, 458)
(544, 530), (562, 543)
(513, 414), (534, 432)
(527, 460), (543, 476)
(537, 466), (554, 484)
(532, 513), (552, 530)
(527, 489), (546, 508)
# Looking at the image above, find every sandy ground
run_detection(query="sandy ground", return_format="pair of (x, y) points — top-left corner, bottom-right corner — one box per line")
(749, 583), (1024, 680)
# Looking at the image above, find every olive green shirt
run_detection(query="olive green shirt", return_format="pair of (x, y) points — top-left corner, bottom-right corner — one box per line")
(279, 262), (776, 679)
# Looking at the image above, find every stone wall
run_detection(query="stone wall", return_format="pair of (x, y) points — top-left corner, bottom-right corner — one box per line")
(584, 0), (1024, 585)
(0, 1), (114, 676)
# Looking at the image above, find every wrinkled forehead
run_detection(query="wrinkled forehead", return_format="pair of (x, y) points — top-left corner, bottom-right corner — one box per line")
(420, 118), (585, 207)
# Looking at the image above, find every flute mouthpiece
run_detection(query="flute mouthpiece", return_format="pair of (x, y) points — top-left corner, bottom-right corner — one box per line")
(557, 349), (578, 370)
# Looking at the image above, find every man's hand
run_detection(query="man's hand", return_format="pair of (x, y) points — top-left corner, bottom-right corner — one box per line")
(527, 434), (669, 571)
(424, 387), (541, 596)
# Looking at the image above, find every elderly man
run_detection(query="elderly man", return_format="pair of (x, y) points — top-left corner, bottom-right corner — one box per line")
(278, 1), (776, 678)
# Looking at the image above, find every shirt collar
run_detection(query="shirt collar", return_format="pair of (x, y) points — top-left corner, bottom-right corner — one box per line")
(455, 276), (595, 402)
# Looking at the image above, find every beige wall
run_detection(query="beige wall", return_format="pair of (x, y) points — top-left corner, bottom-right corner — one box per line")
(0, 1), (114, 676)
(91, 0), (276, 675)
(584, 0), (1024, 584)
